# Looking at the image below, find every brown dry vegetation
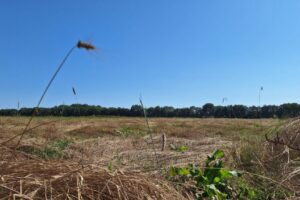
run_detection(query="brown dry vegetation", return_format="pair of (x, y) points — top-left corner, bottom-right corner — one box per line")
(0, 116), (279, 140)
(1, 116), (298, 199)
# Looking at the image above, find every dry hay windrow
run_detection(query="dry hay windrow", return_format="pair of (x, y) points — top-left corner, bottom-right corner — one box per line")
(65, 135), (231, 172)
(0, 132), (228, 199)
(0, 156), (185, 200)
(0, 146), (38, 162)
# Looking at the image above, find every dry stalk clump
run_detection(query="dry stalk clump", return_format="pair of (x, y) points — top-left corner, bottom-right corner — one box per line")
(0, 157), (185, 200)
(264, 118), (300, 195)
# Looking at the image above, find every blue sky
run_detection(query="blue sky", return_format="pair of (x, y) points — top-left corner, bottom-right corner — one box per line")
(1, 1), (300, 108)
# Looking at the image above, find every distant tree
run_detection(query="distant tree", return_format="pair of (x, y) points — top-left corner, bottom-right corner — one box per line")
(19, 108), (34, 116)
(279, 103), (300, 118)
(161, 106), (175, 117)
(214, 106), (223, 118)
(232, 105), (247, 118)
(130, 105), (143, 116)
(202, 103), (215, 118)
(214, 106), (229, 118)
(261, 105), (278, 118)
(172, 108), (187, 117)
(0, 109), (18, 116)
(247, 106), (259, 118)
(189, 106), (202, 117)
(2, 103), (300, 118)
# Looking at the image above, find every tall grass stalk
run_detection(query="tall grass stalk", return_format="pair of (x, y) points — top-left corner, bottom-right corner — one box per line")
(139, 96), (159, 166)
(16, 45), (76, 147)
(1, 41), (95, 147)
(259, 86), (263, 128)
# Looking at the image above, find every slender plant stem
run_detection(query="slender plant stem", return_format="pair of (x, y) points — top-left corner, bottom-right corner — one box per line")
(1, 45), (77, 147)
(259, 87), (263, 128)
(139, 97), (159, 166)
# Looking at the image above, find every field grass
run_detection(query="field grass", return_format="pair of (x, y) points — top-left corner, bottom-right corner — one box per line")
(0, 116), (282, 140)
(1, 116), (296, 199)
(0, 117), (283, 167)
(0, 117), (283, 171)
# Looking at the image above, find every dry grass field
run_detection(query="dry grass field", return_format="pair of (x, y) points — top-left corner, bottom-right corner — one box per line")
(0, 117), (280, 169)
(1, 116), (299, 199)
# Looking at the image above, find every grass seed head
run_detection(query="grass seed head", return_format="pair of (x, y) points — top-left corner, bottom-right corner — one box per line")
(77, 41), (96, 50)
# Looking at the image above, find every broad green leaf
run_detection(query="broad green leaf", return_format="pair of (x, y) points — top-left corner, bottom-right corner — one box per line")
(213, 177), (221, 183)
(206, 150), (224, 166)
(178, 168), (190, 176)
(219, 169), (233, 179)
(204, 168), (220, 183)
(212, 149), (224, 159)
(177, 145), (188, 152)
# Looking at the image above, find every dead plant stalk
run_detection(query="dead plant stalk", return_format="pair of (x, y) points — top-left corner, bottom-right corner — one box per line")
(1, 41), (96, 147)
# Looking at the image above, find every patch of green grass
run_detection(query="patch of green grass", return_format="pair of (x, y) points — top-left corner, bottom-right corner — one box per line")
(18, 139), (72, 160)
(116, 127), (146, 137)
(52, 138), (71, 150)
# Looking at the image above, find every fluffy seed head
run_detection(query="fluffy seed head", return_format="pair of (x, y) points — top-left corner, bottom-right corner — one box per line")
(77, 41), (96, 50)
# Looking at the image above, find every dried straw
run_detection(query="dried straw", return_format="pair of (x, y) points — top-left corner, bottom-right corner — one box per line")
(0, 158), (184, 200)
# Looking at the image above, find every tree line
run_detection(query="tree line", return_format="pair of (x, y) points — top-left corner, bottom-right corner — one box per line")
(1, 103), (300, 118)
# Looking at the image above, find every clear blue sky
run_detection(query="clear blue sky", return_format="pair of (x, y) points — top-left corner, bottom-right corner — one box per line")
(1, 1), (300, 108)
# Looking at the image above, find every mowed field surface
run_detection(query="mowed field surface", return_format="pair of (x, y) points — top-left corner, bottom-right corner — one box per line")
(0, 117), (283, 171)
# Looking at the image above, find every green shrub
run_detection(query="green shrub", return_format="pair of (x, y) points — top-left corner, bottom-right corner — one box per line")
(167, 149), (256, 200)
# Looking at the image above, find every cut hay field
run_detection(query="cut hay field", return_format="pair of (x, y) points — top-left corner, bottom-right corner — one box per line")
(0, 117), (298, 199)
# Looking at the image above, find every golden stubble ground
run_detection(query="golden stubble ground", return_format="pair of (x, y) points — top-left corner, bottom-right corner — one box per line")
(0, 116), (281, 170)
(0, 117), (289, 199)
